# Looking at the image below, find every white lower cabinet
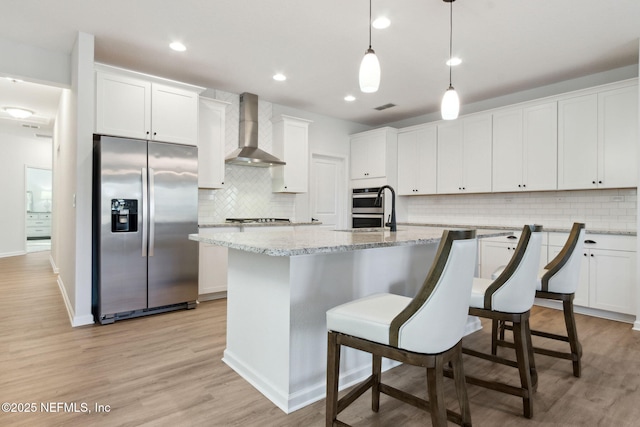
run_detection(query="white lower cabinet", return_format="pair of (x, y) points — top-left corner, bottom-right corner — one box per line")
(548, 233), (637, 315)
(26, 212), (52, 239)
(198, 227), (240, 297)
(479, 232), (547, 279)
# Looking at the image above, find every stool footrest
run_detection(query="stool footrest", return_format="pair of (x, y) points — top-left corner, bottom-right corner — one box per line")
(337, 375), (375, 414)
(379, 383), (465, 425)
(462, 346), (519, 369)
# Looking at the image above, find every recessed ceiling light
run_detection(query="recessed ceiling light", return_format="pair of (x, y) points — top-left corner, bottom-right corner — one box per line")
(273, 73), (287, 82)
(4, 107), (34, 119)
(372, 17), (391, 29)
(344, 95), (356, 102)
(446, 57), (462, 66)
(169, 42), (186, 52)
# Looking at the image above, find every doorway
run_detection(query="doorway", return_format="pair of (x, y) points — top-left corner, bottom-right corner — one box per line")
(310, 154), (346, 229)
(25, 166), (52, 252)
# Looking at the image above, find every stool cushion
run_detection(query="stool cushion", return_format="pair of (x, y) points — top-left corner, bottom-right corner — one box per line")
(327, 293), (411, 346)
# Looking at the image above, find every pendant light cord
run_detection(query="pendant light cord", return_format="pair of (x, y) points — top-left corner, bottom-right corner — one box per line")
(448, 0), (453, 87)
(368, 0), (372, 49)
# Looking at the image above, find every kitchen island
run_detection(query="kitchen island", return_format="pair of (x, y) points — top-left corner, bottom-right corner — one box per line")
(189, 226), (509, 413)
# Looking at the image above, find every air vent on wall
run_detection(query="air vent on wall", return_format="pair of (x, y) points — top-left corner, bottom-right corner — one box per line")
(35, 133), (52, 139)
(21, 123), (40, 129)
(374, 103), (396, 111)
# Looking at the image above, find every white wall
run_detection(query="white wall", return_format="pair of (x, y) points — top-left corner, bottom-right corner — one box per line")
(0, 127), (52, 257)
(0, 38), (70, 87)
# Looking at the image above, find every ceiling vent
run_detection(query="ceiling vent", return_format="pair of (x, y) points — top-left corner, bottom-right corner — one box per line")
(35, 133), (52, 139)
(374, 103), (396, 111)
(21, 123), (40, 129)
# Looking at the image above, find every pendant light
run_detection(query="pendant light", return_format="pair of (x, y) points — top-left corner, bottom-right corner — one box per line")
(441, 0), (460, 120)
(359, 0), (380, 93)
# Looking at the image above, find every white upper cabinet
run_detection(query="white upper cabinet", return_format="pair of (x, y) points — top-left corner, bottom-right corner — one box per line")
(95, 66), (203, 145)
(96, 72), (151, 140)
(350, 127), (397, 182)
(558, 82), (638, 190)
(198, 97), (229, 189)
(397, 125), (437, 195)
(150, 83), (199, 145)
(492, 102), (557, 192)
(437, 114), (492, 194)
(271, 115), (312, 193)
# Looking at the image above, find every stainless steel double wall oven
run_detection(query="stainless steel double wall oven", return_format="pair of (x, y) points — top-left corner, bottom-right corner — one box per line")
(351, 187), (384, 228)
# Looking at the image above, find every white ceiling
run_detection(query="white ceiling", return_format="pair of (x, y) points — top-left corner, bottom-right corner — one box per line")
(0, 0), (639, 128)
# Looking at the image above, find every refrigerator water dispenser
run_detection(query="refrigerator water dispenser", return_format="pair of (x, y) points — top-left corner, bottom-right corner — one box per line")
(111, 199), (138, 232)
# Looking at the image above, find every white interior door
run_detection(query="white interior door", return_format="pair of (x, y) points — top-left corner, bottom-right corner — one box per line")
(310, 154), (345, 229)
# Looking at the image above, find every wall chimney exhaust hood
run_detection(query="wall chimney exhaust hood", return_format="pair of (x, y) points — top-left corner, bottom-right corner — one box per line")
(225, 92), (285, 167)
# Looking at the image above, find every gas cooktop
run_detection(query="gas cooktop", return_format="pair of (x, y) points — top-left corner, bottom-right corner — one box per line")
(225, 218), (291, 224)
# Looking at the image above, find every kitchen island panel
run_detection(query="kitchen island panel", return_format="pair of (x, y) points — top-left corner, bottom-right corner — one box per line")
(223, 243), (441, 413)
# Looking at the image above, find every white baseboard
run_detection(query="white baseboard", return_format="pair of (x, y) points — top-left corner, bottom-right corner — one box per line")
(49, 254), (59, 274)
(534, 298), (636, 325)
(633, 321), (640, 332)
(56, 275), (94, 327)
(0, 250), (27, 258)
(198, 291), (227, 302)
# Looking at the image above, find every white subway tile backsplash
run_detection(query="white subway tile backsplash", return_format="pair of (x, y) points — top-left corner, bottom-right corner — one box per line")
(405, 188), (637, 231)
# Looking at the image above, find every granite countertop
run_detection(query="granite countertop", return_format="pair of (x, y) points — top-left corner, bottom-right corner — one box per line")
(399, 222), (636, 236)
(189, 226), (510, 257)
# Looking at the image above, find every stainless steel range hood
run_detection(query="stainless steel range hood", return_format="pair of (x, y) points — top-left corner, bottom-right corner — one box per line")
(225, 92), (285, 167)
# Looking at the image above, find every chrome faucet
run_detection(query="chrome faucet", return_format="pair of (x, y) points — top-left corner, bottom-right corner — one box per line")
(375, 185), (396, 232)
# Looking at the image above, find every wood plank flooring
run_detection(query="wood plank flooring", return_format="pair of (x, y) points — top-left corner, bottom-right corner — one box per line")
(1, 251), (640, 426)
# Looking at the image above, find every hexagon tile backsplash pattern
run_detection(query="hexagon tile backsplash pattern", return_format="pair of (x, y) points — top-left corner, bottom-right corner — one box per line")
(198, 90), (296, 224)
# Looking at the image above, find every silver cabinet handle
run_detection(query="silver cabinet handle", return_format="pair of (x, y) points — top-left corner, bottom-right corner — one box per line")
(149, 168), (155, 257)
(141, 168), (148, 257)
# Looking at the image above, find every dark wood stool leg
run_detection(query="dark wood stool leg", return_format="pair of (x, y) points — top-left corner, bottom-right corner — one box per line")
(372, 354), (382, 412)
(562, 296), (582, 377)
(427, 356), (448, 427)
(451, 344), (472, 427)
(523, 316), (538, 391)
(491, 319), (499, 355)
(326, 331), (341, 427)
(512, 317), (534, 419)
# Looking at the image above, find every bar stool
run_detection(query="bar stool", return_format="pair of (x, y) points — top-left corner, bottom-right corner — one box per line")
(326, 229), (477, 427)
(493, 222), (586, 377)
(462, 224), (543, 419)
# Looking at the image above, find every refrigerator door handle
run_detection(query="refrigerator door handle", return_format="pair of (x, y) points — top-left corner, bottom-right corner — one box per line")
(141, 168), (148, 257)
(149, 167), (155, 257)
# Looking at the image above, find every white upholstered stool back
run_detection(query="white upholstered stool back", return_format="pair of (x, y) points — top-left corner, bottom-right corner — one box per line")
(540, 223), (585, 294)
(481, 225), (543, 313)
(392, 230), (478, 354)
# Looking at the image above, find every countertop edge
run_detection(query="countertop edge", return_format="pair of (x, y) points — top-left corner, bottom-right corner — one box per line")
(399, 223), (636, 236)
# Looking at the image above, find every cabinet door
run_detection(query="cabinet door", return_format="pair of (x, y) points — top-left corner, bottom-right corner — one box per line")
(589, 249), (636, 315)
(436, 121), (463, 193)
(558, 94), (598, 190)
(523, 102), (558, 191)
(398, 127), (437, 195)
(397, 131), (418, 195)
(350, 133), (386, 179)
(199, 243), (229, 295)
(415, 126), (437, 194)
(480, 241), (516, 279)
(279, 119), (309, 193)
(96, 72), (151, 139)
(151, 83), (199, 145)
(462, 115), (493, 193)
(598, 85), (638, 189)
(198, 98), (227, 189)
(492, 108), (523, 192)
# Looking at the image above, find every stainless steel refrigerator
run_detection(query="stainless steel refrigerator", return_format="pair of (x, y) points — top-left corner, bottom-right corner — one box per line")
(92, 134), (198, 324)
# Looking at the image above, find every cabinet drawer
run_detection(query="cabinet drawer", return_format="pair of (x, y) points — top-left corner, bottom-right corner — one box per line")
(548, 232), (635, 251)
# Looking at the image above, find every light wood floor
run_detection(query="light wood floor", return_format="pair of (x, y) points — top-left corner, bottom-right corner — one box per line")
(1, 251), (640, 426)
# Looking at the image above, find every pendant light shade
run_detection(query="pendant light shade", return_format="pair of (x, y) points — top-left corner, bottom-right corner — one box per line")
(441, 0), (460, 120)
(359, 48), (381, 93)
(441, 85), (460, 120)
(359, 0), (380, 93)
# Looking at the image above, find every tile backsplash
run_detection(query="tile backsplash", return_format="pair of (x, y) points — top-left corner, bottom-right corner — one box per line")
(198, 90), (296, 223)
(404, 188), (637, 232)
